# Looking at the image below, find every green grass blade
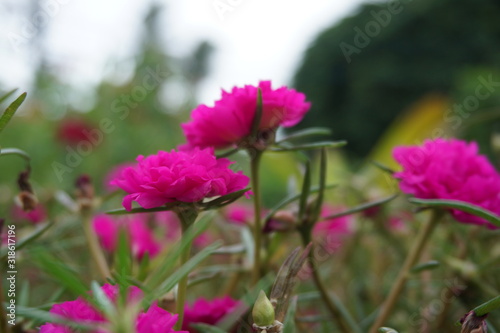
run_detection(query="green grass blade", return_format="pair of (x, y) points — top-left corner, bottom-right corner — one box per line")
(0, 92), (27, 134)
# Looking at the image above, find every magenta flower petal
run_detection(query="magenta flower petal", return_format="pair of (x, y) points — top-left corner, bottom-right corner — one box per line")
(110, 148), (249, 211)
(393, 138), (500, 228)
(182, 81), (311, 149)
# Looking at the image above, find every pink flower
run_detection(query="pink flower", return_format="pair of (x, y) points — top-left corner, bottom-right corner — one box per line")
(393, 138), (500, 229)
(111, 148), (249, 211)
(11, 204), (46, 224)
(56, 117), (96, 147)
(224, 204), (254, 226)
(313, 207), (354, 253)
(104, 163), (136, 192)
(182, 296), (241, 332)
(93, 214), (161, 260)
(39, 284), (179, 333)
(181, 81), (311, 149)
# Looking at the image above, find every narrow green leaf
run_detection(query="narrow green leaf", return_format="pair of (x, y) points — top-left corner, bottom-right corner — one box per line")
(18, 280), (30, 307)
(115, 229), (132, 278)
(31, 251), (88, 297)
(473, 295), (500, 316)
(378, 328), (400, 333)
(90, 281), (116, 317)
(0, 88), (18, 105)
(277, 127), (332, 144)
(0, 92), (27, 134)
(1, 221), (54, 260)
(263, 184), (337, 223)
(201, 187), (251, 210)
(147, 241), (222, 303)
(408, 198), (500, 227)
(145, 212), (214, 289)
(0, 147), (31, 165)
(371, 161), (395, 175)
(311, 148), (327, 223)
(216, 147), (240, 158)
(298, 161), (311, 224)
(321, 194), (399, 220)
(16, 305), (95, 330)
(137, 253), (150, 281)
(106, 203), (179, 215)
(250, 88), (263, 136)
(283, 296), (298, 333)
(270, 140), (347, 152)
(411, 260), (440, 273)
(190, 323), (227, 333)
(331, 293), (363, 333)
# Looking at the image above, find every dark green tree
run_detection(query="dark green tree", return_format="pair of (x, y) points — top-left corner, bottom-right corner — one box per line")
(293, 0), (500, 160)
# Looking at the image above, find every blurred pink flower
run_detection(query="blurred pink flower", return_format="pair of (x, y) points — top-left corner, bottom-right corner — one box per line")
(39, 284), (179, 333)
(181, 81), (311, 149)
(393, 138), (500, 229)
(182, 296), (241, 332)
(155, 211), (212, 248)
(93, 214), (161, 260)
(110, 148), (249, 211)
(12, 204), (46, 224)
(104, 163), (136, 192)
(313, 207), (354, 253)
(224, 204), (254, 226)
(56, 117), (96, 147)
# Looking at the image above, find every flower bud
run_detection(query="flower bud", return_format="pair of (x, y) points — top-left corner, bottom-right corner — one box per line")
(460, 311), (488, 333)
(252, 290), (275, 327)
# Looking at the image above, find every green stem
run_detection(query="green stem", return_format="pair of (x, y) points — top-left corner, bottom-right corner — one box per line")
(299, 230), (354, 333)
(474, 295), (500, 316)
(369, 209), (443, 333)
(250, 150), (263, 285)
(82, 211), (111, 280)
(173, 207), (198, 331)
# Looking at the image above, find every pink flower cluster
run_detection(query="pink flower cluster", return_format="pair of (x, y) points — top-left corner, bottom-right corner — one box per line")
(93, 214), (161, 260)
(111, 148), (249, 211)
(393, 138), (500, 228)
(39, 284), (186, 333)
(182, 296), (241, 332)
(182, 81), (311, 149)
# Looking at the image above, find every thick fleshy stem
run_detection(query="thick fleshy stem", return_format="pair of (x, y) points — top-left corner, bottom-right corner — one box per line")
(82, 210), (111, 280)
(250, 150), (264, 285)
(369, 209), (443, 333)
(173, 207), (198, 331)
(299, 229), (353, 333)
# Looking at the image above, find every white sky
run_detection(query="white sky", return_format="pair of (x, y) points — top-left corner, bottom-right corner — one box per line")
(0, 0), (366, 103)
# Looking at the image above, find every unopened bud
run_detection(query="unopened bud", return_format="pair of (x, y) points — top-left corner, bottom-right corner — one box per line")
(263, 210), (296, 233)
(252, 290), (275, 327)
(15, 191), (38, 212)
(460, 311), (488, 333)
(75, 174), (94, 211)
